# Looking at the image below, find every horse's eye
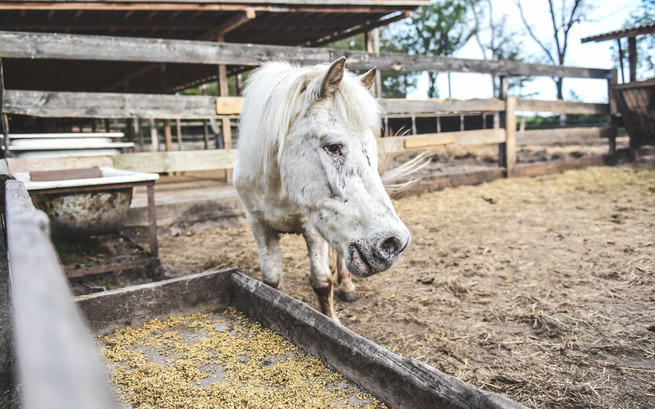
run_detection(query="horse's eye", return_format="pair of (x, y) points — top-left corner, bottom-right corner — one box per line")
(324, 144), (344, 156)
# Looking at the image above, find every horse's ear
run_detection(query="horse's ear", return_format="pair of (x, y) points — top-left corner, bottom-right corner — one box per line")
(320, 56), (347, 97)
(359, 67), (377, 91)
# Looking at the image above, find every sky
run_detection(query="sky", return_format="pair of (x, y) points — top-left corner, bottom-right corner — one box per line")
(405, 0), (643, 103)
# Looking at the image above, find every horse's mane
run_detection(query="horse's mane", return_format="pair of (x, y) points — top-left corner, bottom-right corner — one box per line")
(236, 61), (381, 182)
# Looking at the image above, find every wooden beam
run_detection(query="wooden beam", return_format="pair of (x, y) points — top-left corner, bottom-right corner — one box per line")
(403, 133), (456, 149)
(381, 98), (505, 114)
(380, 128), (505, 153)
(199, 8), (256, 41)
(112, 150), (237, 173)
(5, 179), (118, 409)
(0, 31), (613, 79)
(517, 126), (618, 145)
(3, 90), (217, 118)
(516, 98), (610, 115)
(0, 1), (430, 12)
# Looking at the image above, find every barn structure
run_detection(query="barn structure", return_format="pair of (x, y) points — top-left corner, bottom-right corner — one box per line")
(582, 22), (655, 150)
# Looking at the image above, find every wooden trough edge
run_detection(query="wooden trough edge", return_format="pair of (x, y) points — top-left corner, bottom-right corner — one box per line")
(75, 268), (527, 409)
(228, 272), (528, 409)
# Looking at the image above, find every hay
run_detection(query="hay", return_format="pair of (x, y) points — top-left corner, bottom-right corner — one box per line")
(154, 163), (655, 408)
(102, 307), (387, 409)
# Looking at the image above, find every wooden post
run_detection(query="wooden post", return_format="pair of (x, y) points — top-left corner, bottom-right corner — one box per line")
(372, 28), (382, 97)
(628, 36), (637, 83)
(176, 118), (182, 151)
(126, 118), (135, 145)
(217, 33), (232, 151)
(411, 115), (417, 135)
(146, 182), (159, 259)
(459, 114), (465, 131)
(607, 70), (618, 155)
(497, 75), (508, 169)
(617, 39), (626, 83)
(163, 119), (172, 152)
(136, 117), (145, 152)
(203, 119), (209, 150)
(503, 96), (517, 177)
(149, 118), (159, 152)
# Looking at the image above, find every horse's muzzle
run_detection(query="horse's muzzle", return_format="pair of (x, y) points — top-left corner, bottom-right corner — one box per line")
(347, 230), (410, 277)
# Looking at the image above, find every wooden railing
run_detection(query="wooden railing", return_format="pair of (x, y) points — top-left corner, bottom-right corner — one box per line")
(0, 30), (617, 177)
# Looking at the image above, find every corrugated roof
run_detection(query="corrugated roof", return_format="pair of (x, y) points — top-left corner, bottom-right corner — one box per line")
(581, 22), (655, 43)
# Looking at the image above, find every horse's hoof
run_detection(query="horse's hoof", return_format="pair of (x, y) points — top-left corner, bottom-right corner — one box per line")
(337, 290), (358, 302)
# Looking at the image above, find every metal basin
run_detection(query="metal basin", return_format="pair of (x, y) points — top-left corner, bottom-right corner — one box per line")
(13, 167), (158, 238)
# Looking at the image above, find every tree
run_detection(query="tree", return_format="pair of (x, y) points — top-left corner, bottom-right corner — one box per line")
(467, 0), (531, 97)
(399, 0), (475, 98)
(379, 27), (418, 98)
(516, 0), (591, 100)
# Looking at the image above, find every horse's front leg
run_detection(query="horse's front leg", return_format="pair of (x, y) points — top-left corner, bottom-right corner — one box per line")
(303, 229), (338, 322)
(328, 247), (358, 302)
(247, 214), (283, 289)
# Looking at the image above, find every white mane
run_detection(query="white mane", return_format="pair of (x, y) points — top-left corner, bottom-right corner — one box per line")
(236, 61), (381, 183)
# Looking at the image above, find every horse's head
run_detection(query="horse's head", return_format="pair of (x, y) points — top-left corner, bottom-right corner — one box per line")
(280, 57), (411, 277)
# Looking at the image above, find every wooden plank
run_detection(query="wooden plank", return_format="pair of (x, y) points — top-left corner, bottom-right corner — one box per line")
(2, 90), (612, 120)
(216, 97), (244, 115)
(381, 129), (505, 153)
(3, 90), (216, 118)
(75, 268), (235, 336)
(381, 98), (505, 114)
(29, 167), (102, 181)
(455, 128), (506, 145)
(8, 132), (124, 139)
(517, 126), (617, 145)
(229, 272), (527, 409)
(5, 179), (119, 409)
(0, 31), (613, 79)
(516, 98), (609, 115)
(112, 149), (237, 173)
(7, 155), (113, 173)
(403, 133), (456, 148)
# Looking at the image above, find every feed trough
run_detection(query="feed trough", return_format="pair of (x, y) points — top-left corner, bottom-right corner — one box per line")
(4, 172), (527, 409)
(76, 268), (526, 409)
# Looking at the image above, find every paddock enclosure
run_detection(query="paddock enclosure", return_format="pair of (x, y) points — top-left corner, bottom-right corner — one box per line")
(1, 2), (654, 409)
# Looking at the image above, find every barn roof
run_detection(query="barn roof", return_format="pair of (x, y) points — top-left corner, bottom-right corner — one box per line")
(0, 1), (428, 93)
(581, 22), (655, 43)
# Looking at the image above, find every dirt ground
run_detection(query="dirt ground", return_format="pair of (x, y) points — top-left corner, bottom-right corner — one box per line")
(147, 163), (654, 409)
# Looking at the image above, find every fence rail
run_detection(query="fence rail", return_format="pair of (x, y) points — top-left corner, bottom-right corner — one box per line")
(0, 30), (614, 79)
(0, 30), (618, 176)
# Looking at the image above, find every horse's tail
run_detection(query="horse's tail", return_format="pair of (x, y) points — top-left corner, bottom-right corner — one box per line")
(378, 128), (431, 192)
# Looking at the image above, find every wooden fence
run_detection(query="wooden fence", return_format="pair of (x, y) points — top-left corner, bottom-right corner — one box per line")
(0, 30), (617, 176)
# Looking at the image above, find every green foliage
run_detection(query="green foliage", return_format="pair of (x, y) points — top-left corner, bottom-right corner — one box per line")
(398, 0), (474, 97)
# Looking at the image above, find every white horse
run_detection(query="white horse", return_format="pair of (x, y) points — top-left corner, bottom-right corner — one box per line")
(234, 57), (411, 320)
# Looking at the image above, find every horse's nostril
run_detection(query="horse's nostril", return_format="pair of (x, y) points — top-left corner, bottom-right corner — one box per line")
(379, 236), (402, 258)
